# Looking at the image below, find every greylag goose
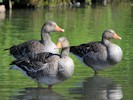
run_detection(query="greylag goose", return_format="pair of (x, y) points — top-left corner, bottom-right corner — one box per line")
(10, 37), (74, 89)
(70, 29), (122, 74)
(4, 21), (64, 60)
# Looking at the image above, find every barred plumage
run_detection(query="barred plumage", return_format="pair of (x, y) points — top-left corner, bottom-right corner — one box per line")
(70, 29), (122, 74)
(10, 37), (74, 89)
(4, 21), (64, 60)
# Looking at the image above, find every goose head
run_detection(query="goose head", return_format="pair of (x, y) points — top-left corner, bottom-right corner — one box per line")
(102, 29), (121, 40)
(41, 21), (64, 33)
(56, 37), (70, 57)
(56, 37), (69, 49)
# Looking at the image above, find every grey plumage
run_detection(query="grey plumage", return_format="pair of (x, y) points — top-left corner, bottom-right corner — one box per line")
(70, 29), (122, 74)
(4, 21), (64, 60)
(10, 37), (74, 89)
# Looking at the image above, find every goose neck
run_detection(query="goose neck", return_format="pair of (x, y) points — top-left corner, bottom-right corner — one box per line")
(102, 38), (112, 47)
(41, 32), (51, 44)
(61, 47), (70, 57)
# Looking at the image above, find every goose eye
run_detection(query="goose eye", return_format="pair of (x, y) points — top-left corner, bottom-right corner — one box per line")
(49, 23), (53, 27)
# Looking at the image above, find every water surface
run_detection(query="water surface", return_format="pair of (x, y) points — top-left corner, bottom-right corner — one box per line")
(0, 1), (133, 100)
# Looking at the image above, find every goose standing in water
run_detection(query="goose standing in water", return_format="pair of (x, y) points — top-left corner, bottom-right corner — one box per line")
(70, 29), (122, 74)
(4, 21), (64, 60)
(10, 37), (74, 89)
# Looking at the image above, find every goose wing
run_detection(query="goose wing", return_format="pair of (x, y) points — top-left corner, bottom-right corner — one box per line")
(5, 40), (45, 59)
(10, 57), (60, 79)
(70, 41), (104, 57)
(30, 52), (61, 63)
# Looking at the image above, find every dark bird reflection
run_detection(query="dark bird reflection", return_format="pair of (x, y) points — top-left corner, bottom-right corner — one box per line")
(9, 87), (66, 100)
(69, 75), (123, 100)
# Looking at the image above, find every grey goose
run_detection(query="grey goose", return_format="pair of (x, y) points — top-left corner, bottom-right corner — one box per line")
(10, 37), (74, 89)
(4, 21), (64, 60)
(70, 29), (123, 74)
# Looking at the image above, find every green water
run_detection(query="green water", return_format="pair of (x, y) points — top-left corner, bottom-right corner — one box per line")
(0, 1), (133, 100)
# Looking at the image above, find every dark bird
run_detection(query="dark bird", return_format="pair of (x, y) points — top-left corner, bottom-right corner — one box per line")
(70, 29), (122, 74)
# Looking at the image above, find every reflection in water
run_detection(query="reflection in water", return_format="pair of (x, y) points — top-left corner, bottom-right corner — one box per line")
(0, 5), (6, 20)
(0, 13), (5, 20)
(0, 1), (132, 99)
(69, 75), (123, 100)
(10, 88), (65, 100)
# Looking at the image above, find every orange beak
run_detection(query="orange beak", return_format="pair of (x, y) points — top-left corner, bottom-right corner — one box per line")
(113, 33), (122, 40)
(56, 42), (62, 48)
(55, 25), (64, 32)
